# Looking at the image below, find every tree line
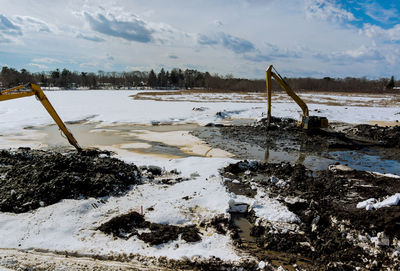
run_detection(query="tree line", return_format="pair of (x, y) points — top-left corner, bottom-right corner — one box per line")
(0, 66), (397, 93)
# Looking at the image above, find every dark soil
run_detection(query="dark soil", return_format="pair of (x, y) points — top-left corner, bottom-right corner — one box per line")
(0, 148), (141, 213)
(221, 160), (400, 270)
(347, 124), (400, 148)
(98, 211), (201, 245)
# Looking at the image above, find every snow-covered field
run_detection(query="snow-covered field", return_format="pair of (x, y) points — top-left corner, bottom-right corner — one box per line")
(0, 90), (399, 268)
(1, 90), (399, 135)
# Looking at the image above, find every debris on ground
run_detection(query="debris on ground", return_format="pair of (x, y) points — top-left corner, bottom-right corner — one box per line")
(221, 160), (400, 270)
(0, 148), (141, 213)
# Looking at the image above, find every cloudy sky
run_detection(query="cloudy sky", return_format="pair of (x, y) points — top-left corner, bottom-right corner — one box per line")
(0, 0), (399, 78)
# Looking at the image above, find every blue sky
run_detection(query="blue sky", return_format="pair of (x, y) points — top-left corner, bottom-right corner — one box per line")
(0, 0), (400, 78)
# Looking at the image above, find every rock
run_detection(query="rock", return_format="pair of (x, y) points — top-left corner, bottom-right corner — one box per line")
(328, 164), (354, 172)
(276, 179), (287, 188)
(311, 215), (320, 232)
(258, 261), (266, 269)
(228, 199), (249, 213)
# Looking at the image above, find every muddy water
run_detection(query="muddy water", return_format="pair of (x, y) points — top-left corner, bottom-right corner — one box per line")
(24, 122), (231, 159)
(193, 126), (400, 175)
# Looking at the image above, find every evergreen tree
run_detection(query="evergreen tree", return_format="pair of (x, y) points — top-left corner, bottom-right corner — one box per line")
(148, 69), (157, 88)
(386, 76), (395, 89)
(157, 68), (167, 87)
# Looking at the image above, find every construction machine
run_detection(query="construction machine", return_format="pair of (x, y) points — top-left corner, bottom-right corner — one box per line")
(266, 65), (328, 129)
(0, 83), (82, 151)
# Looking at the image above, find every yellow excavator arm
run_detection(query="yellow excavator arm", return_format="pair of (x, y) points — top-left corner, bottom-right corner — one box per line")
(266, 65), (328, 129)
(0, 83), (82, 151)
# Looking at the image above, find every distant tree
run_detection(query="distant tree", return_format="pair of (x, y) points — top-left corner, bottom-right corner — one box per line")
(148, 69), (157, 88)
(60, 68), (72, 88)
(178, 69), (185, 88)
(1, 66), (20, 87)
(157, 68), (167, 87)
(38, 72), (49, 87)
(87, 72), (97, 89)
(386, 76), (395, 89)
(195, 73), (205, 88)
(169, 68), (179, 86)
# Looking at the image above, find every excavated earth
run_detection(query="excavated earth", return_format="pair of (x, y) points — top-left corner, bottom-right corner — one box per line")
(220, 160), (400, 270)
(98, 211), (201, 245)
(0, 148), (141, 213)
(192, 117), (400, 270)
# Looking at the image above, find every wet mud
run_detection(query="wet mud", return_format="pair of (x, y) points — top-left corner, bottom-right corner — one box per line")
(345, 124), (400, 148)
(0, 148), (140, 213)
(221, 160), (400, 270)
(193, 117), (400, 174)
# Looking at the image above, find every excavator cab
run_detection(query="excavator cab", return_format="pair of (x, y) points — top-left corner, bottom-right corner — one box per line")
(0, 83), (82, 151)
(266, 65), (328, 129)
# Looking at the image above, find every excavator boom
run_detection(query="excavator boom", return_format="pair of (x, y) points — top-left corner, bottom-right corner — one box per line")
(0, 83), (82, 151)
(266, 65), (328, 129)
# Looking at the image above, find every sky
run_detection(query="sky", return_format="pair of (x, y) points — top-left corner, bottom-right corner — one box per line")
(0, 0), (400, 79)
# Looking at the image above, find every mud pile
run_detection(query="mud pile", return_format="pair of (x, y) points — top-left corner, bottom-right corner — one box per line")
(347, 124), (400, 148)
(98, 211), (201, 245)
(221, 161), (400, 270)
(0, 148), (141, 213)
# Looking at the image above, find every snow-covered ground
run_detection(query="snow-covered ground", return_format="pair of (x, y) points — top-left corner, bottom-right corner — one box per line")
(1, 90), (399, 136)
(0, 90), (399, 265)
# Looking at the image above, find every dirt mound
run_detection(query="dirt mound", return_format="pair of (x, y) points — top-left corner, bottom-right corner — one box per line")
(0, 148), (141, 213)
(349, 124), (400, 148)
(98, 211), (201, 245)
(221, 161), (400, 270)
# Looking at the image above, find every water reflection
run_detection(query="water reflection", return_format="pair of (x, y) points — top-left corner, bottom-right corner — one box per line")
(264, 146), (400, 175)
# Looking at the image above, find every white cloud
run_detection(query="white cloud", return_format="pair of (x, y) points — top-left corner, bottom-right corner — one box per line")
(198, 32), (255, 54)
(76, 33), (105, 42)
(313, 45), (385, 68)
(81, 7), (197, 47)
(362, 23), (400, 41)
(83, 11), (154, 43)
(305, 0), (355, 22)
(12, 15), (52, 33)
(0, 14), (22, 36)
(28, 63), (49, 69)
(0, 33), (12, 43)
(362, 2), (399, 24)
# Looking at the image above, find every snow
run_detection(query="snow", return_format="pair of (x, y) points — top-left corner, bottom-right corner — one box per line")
(0, 90), (399, 137)
(357, 193), (400, 210)
(232, 187), (300, 224)
(0, 176), (239, 261)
